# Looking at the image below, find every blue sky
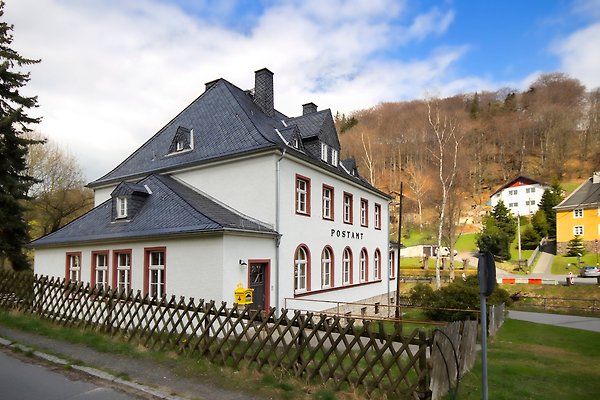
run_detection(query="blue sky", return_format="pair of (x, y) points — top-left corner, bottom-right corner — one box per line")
(4, 0), (600, 180)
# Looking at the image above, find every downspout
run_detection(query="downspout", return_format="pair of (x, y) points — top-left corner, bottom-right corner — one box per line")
(275, 148), (286, 315)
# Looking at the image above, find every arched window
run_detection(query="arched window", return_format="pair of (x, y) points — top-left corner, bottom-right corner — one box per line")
(343, 247), (353, 285)
(360, 248), (368, 282)
(389, 250), (395, 279)
(374, 249), (381, 280)
(321, 247), (333, 288)
(294, 245), (310, 292)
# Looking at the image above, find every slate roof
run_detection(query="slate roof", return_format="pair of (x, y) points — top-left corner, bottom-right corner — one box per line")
(554, 175), (600, 211)
(87, 73), (384, 198)
(29, 174), (276, 248)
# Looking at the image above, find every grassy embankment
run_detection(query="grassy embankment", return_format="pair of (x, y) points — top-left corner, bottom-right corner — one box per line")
(447, 318), (600, 400)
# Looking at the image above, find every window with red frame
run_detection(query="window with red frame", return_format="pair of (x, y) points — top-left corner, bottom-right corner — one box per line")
(374, 203), (382, 230)
(295, 175), (311, 215)
(360, 199), (368, 227)
(322, 185), (334, 220)
(343, 192), (353, 224)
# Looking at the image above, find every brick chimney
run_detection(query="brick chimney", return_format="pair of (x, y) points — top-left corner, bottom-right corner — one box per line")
(593, 171), (600, 184)
(254, 68), (274, 116)
(302, 102), (318, 115)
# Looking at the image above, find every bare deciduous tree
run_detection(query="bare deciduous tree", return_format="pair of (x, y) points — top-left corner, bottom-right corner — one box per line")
(25, 132), (93, 238)
(428, 101), (461, 289)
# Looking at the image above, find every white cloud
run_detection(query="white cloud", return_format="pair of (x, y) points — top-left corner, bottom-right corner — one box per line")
(553, 22), (600, 90)
(4, 0), (469, 181)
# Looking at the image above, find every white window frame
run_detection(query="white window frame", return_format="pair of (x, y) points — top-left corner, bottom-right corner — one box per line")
(322, 186), (333, 220)
(321, 247), (332, 288)
(295, 246), (308, 292)
(360, 249), (368, 282)
(148, 250), (165, 298)
(526, 187), (535, 193)
(331, 149), (338, 166)
(117, 196), (128, 218)
(116, 252), (131, 292)
(374, 250), (381, 280)
(389, 251), (395, 279)
(321, 143), (328, 162)
(295, 176), (310, 215)
(574, 225), (584, 236)
(360, 199), (368, 227)
(342, 248), (352, 285)
(68, 254), (81, 282)
(95, 253), (108, 290)
(574, 208), (583, 219)
(374, 204), (381, 229)
(343, 193), (353, 224)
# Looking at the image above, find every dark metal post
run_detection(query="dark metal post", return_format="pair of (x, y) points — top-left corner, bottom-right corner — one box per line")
(480, 293), (488, 400)
(395, 182), (403, 321)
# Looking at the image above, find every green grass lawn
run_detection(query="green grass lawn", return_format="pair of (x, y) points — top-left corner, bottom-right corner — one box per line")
(454, 232), (478, 252)
(552, 252), (600, 274)
(449, 318), (600, 400)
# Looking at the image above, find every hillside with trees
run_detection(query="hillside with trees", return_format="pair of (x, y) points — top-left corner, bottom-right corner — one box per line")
(337, 73), (600, 246)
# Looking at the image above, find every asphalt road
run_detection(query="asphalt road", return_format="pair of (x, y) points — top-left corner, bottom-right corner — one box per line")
(0, 348), (143, 400)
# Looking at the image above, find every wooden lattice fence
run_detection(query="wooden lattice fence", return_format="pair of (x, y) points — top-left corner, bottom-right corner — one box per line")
(0, 271), (438, 399)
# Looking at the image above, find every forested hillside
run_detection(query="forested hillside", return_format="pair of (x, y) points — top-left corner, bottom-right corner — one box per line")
(337, 72), (600, 234)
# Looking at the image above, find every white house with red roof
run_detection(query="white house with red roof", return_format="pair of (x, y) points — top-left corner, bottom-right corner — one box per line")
(490, 176), (549, 216)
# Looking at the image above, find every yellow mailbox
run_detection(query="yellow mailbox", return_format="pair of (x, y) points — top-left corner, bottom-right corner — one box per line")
(234, 285), (253, 305)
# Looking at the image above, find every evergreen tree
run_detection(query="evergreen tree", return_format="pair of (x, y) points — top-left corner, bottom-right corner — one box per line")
(566, 235), (586, 257)
(531, 209), (549, 238)
(491, 200), (517, 242)
(521, 225), (541, 250)
(0, 4), (41, 270)
(539, 182), (563, 238)
(477, 215), (511, 260)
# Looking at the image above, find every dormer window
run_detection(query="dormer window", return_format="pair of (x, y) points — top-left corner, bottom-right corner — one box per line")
(168, 126), (193, 154)
(331, 149), (338, 166)
(117, 196), (128, 218)
(321, 143), (328, 162)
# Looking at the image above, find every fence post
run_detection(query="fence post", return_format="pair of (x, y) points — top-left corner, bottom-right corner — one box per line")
(417, 330), (431, 399)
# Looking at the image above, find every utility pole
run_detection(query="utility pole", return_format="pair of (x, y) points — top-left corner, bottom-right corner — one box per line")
(517, 213), (522, 266)
(395, 182), (403, 321)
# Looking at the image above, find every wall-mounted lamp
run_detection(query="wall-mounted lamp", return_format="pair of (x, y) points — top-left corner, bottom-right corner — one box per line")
(239, 260), (247, 266)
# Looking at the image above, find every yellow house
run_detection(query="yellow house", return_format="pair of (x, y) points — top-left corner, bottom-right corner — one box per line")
(554, 172), (600, 255)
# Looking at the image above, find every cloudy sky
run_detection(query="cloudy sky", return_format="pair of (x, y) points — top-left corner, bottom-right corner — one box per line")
(5, 0), (600, 181)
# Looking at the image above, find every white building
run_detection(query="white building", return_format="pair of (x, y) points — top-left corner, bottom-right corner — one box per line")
(29, 68), (392, 313)
(490, 175), (548, 216)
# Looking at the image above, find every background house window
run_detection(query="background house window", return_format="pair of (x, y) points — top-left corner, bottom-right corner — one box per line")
(66, 253), (81, 282)
(574, 209), (583, 218)
(343, 192), (353, 224)
(117, 197), (128, 218)
(146, 249), (166, 297)
(295, 175), (311, 215)
(574, 225), (584, 236)
(526, 187), (535, 193)
(342, 247), (352, 284)
(294, 246), (310, 292)
(115, 251), (131, 292)
(374, 204), (381, 229)
(360, 199), (368, 227)
(374, 249), (381, 280)
(360, 248), (368, 282)
(321, 247), (332, 288)
(322, 185), (333, 220)
(508, 189), (518, 195)
(508, 202), (518, 208)
(389, 251), (395, 279)
(92, 252), (109, 290)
